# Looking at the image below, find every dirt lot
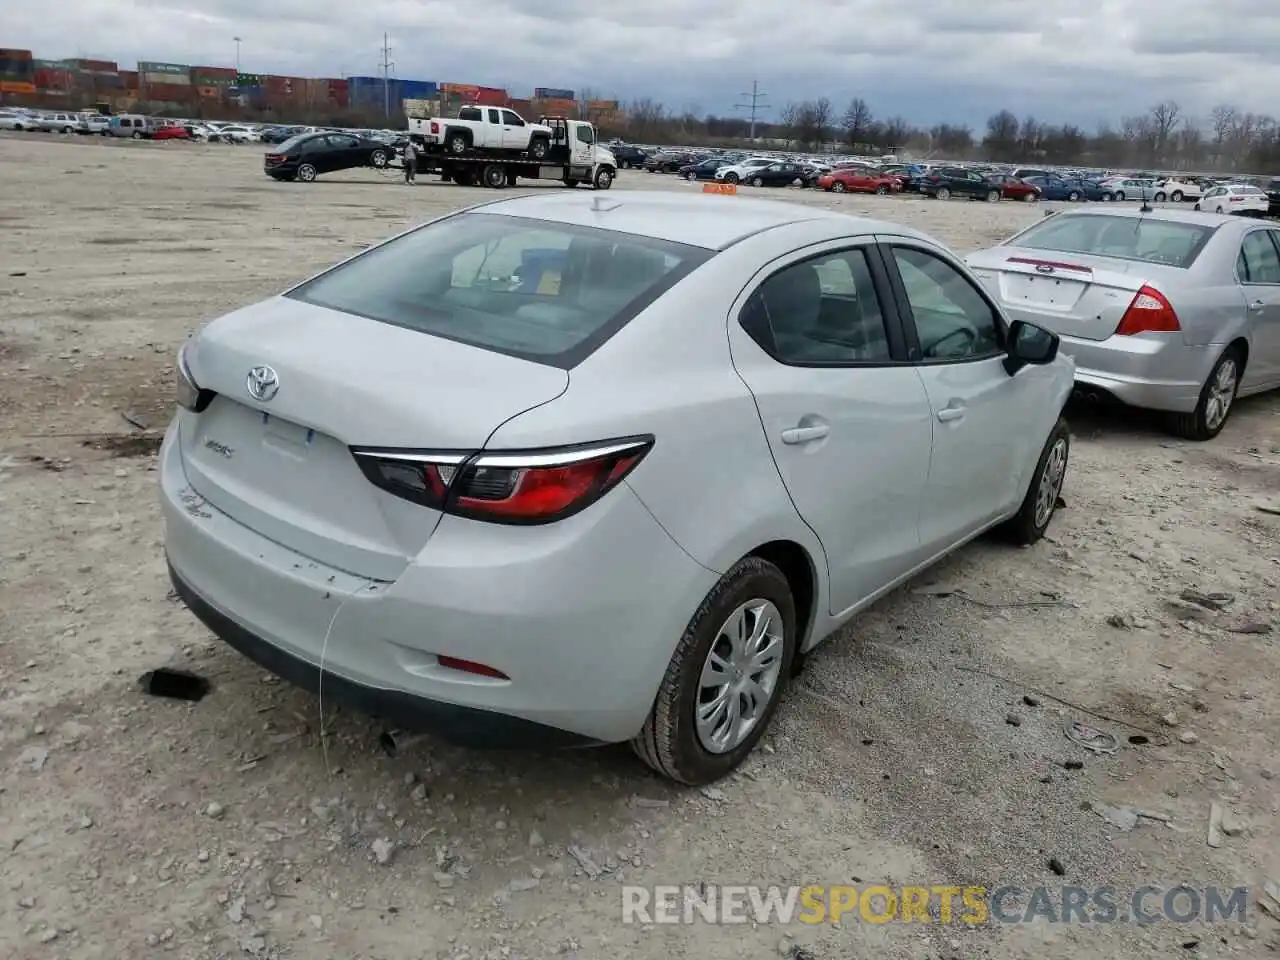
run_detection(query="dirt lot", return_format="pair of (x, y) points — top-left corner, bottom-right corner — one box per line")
(1, 134), (1277, 960)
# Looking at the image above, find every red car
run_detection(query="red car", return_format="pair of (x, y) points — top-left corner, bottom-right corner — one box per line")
(152, 124), (191, 141)
(986, 173), (1040, 202)
(817, 165), (901, 195)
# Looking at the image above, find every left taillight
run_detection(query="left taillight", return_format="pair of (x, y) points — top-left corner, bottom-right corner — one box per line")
(175, 343), (215, 412)
(351, 437), (654, 525)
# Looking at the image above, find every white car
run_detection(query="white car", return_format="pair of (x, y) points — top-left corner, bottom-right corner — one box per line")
(1155, 177), (1202, 202)
(34, 112), (81, 134)
(1196, 184), (1269, 215)
(77, 114), (110, 135)
(0, 109), (30, 131)
(218, 124), (260, 143)
(161, 192), (1073, 785)
(715, 157), (780, 184)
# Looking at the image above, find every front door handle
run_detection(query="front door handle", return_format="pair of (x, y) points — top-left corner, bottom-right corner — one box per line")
(1248, 299), (1265, 312)
(936, 404), (966, 423)
(781, 425), (830, 444)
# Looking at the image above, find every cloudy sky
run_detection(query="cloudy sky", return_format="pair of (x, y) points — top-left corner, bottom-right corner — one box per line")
(8, 0), (1280, 129)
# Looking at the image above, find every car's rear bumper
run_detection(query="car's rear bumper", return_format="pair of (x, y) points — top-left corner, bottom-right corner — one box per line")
(159, 420), (716, 746)
(1060, 333), (1213, 412)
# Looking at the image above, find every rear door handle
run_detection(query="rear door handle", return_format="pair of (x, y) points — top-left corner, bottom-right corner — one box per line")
(781, 425), (830, 444)
(937, 405), (966, 423)
(1248, 300), (1265, 312)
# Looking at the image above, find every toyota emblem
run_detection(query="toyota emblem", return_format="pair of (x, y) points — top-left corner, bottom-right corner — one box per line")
(246, 365), (280, 402)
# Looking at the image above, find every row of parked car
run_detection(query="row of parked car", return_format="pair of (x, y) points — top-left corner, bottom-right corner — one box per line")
(630, 144), (1280, 215)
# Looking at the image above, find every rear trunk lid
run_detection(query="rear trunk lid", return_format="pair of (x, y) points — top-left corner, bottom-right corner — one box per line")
(966, 246), (1178, 341)
(179, 296), (568, 581)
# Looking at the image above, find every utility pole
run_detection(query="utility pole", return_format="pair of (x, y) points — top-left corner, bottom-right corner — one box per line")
(380, 33), (395, 117)
(233, 37), (241, 73)
(735, 80), (770, 140)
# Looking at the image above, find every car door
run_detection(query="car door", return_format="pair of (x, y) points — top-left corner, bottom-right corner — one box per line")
(499, 109), (526, 150)
(727, 240), (934, 614)
(880, 238), (1055, 553)
(314, 135), (348, 172)
(1236, 228), (1280, 388)
(964, 172), (989, 198)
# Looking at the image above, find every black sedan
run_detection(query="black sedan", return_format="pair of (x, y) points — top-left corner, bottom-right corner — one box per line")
(676, 158), (729, 181)
(742, 161), (807, 188)
(920, 166), (1005, 201)
(644, 151), (700, 173)
(610, 144), (649, 169)
(264, 132), (394, 182)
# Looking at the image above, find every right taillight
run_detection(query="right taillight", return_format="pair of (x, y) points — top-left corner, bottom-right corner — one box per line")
(429, 121), (439, 134)
(1115, 285), (1180, 336)
(175, 343), (215, 412)
(351, 437), (653, 524)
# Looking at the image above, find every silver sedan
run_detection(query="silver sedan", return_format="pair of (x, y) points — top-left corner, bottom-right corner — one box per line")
(966, 207), (1280, 439)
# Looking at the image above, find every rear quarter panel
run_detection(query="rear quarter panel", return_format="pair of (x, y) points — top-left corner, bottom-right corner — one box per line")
(483, 243), (826, 586)
(1179, 235), (1251, 348)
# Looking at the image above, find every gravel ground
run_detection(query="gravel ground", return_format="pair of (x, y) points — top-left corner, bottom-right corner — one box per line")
(1, 133), (1278, 960)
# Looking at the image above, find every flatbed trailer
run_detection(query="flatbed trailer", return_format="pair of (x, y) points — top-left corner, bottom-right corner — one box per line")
(410, 116), (616, 190)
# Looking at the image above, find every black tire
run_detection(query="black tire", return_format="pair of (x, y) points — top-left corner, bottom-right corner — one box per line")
(370, 149), (388, 168)
(482, 164), (506, 188)
(593, 166), (614, 190)
(446, 132), (469, 154)
(1166, 346), (1243, 441)
(631, 556), (796, 785)
(936, 186), (951, 200)
(685, 171), (697, 181)
(875, 184), (889, 195)
(296, 163), (318, 183)
(131, 131), (143, 140)
(832, 181), (846, 193)
(998, 417), (1070, 545)
(1114, 191), (1126, 202)
(453, 170), (475, 187)
(529, 137), (550, 160)
(723, 172), (739, 184)
(751, 176), (764, 187)
(1022, 191), (1037, 202)
(1067, 191), (1081, 202)
(987, 189), (1001, 203)
(563, 178), (580, 188)
(1170, 190), (1184, 202)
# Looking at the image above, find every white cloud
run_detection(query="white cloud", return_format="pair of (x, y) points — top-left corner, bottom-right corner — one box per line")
(7, 0), (1280, 128)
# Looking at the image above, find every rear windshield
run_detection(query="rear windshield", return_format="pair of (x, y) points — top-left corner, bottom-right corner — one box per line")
(275, 134), (314, 153)
(1006, 214), (1215, 268)
(286, 213), (711, 368)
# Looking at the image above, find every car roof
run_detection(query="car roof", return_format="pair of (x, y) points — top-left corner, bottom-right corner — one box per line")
(474, 191), (929, 250)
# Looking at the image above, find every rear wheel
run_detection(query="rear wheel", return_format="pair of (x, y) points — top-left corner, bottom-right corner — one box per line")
(453, 170), (475, 186)
(723, 172), (739, 184)
(296, 163), (318, 183)
(832, 181), (846, 193)
(131, 131), (143, 140)
(986, 189), (1001, 202)
(999, 418), (1069, 545)
(875, 184), (889, 195)
(631, 557), (796, 785)
(685, 171), (698, 181)
(751, 176), (764, 187)
(936, 186), (951, 200)
(1154, 192), (1166, 202)
(563, 178), (580, 188)
(370, 149), (388, 168)
(1067, 190), (1081, 201)
(1167, 346), (1242, 441)
(1022, 191), (1036, 202)
(1171, 190), (1184, 202)
(1114, 191), (1126, 201)
(482, 164), (507, 188)
(447, 132), (469, 154)
(529, 137), (550, 160)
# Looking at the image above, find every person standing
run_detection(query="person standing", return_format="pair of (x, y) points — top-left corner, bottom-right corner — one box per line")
(403, 138), (418, 183)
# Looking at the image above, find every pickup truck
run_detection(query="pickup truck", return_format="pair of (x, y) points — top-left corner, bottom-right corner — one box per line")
(409, 106), (554, 160)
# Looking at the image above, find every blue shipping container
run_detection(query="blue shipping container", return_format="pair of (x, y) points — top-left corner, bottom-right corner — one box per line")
(534, 87), (574, 100)
(401, 79), (438, 100)
(350, 76), (402, 110)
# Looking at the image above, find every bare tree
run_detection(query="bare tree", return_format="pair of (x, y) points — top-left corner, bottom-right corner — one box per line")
(982, 109), (1019, 160)
(809, 97), (832, 147)
(842, 97), (874, 147)
(880, 116), (911, 152)
(1147, 101), (1181, 162)
(778, 102), (799, 145)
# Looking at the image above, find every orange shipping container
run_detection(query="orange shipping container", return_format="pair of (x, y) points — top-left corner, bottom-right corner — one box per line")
(440, 82), (478, 95)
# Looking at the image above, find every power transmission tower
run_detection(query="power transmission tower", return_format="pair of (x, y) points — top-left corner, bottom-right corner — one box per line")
(380, 33), (396, 117)
(735, 81), (770, 140)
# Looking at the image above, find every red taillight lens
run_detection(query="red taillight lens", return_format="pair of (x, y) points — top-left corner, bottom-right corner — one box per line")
(1115, 285), (1180, 335)
(430, 120), (439, 134)
(351, 437), (653, 524)
(437, 655), (508, 679)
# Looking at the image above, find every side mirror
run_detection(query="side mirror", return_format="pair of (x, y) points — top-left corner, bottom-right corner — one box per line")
(1003, 320), (1059, 376)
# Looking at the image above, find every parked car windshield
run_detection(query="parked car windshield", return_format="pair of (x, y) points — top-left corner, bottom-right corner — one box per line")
(1007, 214), (1215, 268)
(287, 213), (713, 368)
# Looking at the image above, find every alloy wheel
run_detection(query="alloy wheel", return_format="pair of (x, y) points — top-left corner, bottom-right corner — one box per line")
(1204, 357), (1238, 432)
(1033, 438), (1068, 529)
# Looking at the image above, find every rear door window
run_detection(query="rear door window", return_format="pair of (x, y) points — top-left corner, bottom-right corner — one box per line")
(287, 213), (712, 368)
(1237, 231), (1280, 284)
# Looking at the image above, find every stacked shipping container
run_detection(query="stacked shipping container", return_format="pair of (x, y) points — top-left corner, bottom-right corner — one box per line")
(533, 87), (574, 101)
(138, 61), (190, 103)
(32, 59), (74, 94)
